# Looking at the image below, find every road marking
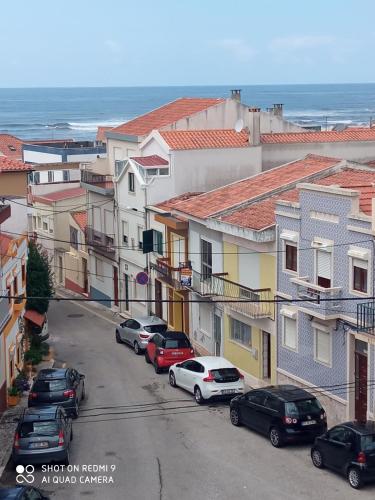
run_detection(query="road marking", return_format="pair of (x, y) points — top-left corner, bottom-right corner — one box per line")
(56, 292), (118, 326)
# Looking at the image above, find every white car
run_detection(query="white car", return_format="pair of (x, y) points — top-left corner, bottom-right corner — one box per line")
(168, 356), (245, 404)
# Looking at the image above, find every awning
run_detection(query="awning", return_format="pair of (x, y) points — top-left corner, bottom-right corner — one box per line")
(23, 309), (46, 327)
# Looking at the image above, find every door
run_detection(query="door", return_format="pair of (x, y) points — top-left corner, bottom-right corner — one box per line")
(262, 331), (271, 379)
(214, 314), (222, 356)
(113, 267), (119, 306)
(355, 340), (368, 422)
(155, 279), (162, 318)
(82, 258), (88, 293)
(58, 256), (63, 284)
(124, 274), (130, 312)
(241, 391), (266, 429)
(322, 426), (355, 470)
(121, 319), (140, 344)
(173, 292), (184, 331)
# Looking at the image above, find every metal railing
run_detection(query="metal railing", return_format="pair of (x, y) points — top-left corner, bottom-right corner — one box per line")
(357, 302), (375, 335)
(86, 227), (115, 258)
(151, 258), (190, 290)
(291, 276), (342, 317)
(81, 171), (114, 191)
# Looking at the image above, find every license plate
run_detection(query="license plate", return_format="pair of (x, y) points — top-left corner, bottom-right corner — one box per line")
(29, 441), (49, 449)
(221, 389), (236, 395)
(301, 420), (316, 426)
(172, 352), (183, 355)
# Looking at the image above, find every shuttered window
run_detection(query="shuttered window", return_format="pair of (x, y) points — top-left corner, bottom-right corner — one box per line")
(353, 258), (368, 293)
(283, 317), (297, 350)
(316, 250), (331, 288)
(315, 328), (331, 365)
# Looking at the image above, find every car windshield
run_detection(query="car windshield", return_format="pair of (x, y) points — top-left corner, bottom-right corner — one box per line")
(33, 379), (67, 392)
(144, 324), (167, 333)
(285, 398), (322, 417)
(361, 434), (375, 452)
(210, 368), (239, 381)
(164, 338), (190, 349)
(20, 420), (59, 438)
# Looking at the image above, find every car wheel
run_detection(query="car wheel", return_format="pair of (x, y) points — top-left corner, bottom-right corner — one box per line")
(115, 330), (122, 343)
(154, 360), (162, 374)
(348, 467), (363, 489)
(145, 351), (151, 364)
(134, 341), (141, 355)
(169, 371), (177, 387)
(230, 407), (241, 426)
(194, 386), (205, 405)
(311, 448), (325, 468)
(73, 402), (79, 419)
(269, 427), (283, 448)
(81, 383), (85, 401)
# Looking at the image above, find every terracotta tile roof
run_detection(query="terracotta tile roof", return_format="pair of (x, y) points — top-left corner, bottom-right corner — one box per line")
(96, 126), (112, 142)
(0, 156), (33, 172)
(24, 309), (46, 327)
(111, 98), (225, 137)
(131, 155), (169, 167)
(174, 154), (341, 219)
(159, 129), (249, 150)
(366, 160), (375, 167)
(261, 127), (375, 144)
(220, 168), (375, 230)
(71, 211), (87, 231)
(0, 233), (14, 259)
(155, 192), (203, 212)
(0, 134), (23, 159)
(33, 187), (86, 205)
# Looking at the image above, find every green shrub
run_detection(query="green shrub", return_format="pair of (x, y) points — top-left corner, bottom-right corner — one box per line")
(40, 342), (49, 356)
(8, 386), (20, 397)
(24, 348), (43, 366)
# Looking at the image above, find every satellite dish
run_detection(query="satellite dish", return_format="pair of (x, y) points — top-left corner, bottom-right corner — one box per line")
(234, 118), (244, 133)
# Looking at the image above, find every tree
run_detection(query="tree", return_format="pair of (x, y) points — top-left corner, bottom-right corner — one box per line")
(26, 240), (54, 314)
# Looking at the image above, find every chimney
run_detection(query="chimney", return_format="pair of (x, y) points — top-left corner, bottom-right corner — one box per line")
(230, 89), (242, 102)
(273, 104), (284, 118)
(248, 108), (261, 146)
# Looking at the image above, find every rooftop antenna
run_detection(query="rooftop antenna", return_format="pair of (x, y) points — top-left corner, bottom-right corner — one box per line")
(234, 118), (244, 133)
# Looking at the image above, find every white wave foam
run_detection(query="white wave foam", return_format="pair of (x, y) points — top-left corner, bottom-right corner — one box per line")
(68, 120), (124, 131)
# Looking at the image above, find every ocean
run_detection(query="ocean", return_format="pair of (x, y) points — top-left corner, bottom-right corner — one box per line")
(1, 83), (375, 141)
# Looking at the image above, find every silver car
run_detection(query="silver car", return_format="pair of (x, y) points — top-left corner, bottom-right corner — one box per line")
(115, 316), (167, 354)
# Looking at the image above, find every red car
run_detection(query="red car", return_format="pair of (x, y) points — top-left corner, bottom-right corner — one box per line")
(145, 331), (194, 373)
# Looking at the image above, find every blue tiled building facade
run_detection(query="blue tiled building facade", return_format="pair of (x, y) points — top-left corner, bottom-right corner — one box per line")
(276, 179), (375, 424)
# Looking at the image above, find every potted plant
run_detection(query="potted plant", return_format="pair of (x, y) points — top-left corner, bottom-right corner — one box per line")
(15, 371), (30, 393)
(7, 386), (21, 407)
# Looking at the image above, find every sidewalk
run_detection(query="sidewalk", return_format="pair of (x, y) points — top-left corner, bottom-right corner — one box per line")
(0, 358), (54, 479)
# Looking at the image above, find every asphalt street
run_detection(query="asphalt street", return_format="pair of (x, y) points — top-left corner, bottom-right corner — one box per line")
(2, 298), (375, 500)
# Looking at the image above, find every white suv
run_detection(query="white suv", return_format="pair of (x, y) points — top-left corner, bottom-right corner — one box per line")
(169, 356), (245, 404)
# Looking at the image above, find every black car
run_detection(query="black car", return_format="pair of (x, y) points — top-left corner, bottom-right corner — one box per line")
(28, 368), (85, 418)
(311, 421), (375, 489)
(12, 405), (72, 466)
(230, 384), (327, 447)
(0, 486), (48, 499)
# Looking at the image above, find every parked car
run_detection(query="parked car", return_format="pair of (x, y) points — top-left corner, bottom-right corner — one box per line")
(145, 331), (194, 373)
(311, 421), (375, 489)
(12, 405), (72, 466)
(230, 385), (327, 447)
(28, 368), (85, 418)
(115, 316), (167, 354)
(169, 356), (245, 404)
(0, 486), (49, 499)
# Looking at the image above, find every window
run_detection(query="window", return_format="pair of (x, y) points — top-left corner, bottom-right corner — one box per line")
(122, 220), (129, 245)
(32, 216), (37, 230)
(314, 327), (331, 366)
(37, 216), (42, 229)
(22, 263), (26, 284)
(42, 218), (48, 232)
(201, 239), (212, 278)
(70, 226), (78, 250)
(95, 257), (103, 281)
(264, 396), (281, 412)
(316, 249), (332, 288)
(285, 243), (297, 272)
(129, 172), (135, 193)
(159, 168), (169, 176)
(63, 170), (70, 181)
(48, 217), (54, 234)
(328, 427), (352, 443)
(282, 315), (297, 350)
(34, 172), (40, 184)
(48, 170), (54, 183)
(13, 276), (18, 297)
(155, 230), (163, 254)
(230, 318), (252, 347)
(352, 258), (368, 294)
(137, 226), (143, 250)
(246, 391), (266, 406)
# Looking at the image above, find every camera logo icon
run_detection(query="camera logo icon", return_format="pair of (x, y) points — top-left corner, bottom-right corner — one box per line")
(16, 464), (35, 484)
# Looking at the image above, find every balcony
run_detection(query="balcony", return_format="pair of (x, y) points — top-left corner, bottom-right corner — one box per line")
(357, 302), (375, 336)
(187, 271), (273, 319)
(0, 204), (11, 224)
(0, 295), (11, 331)
(86, 227), (116, 259)
(290, 276), (342, 318)
(80, 171), (114, 196)
(151, 258), (190, 290)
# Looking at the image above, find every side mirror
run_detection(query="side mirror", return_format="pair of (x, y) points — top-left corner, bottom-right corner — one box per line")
(120, 322), (126, 327)
(175, 364), (181, 368)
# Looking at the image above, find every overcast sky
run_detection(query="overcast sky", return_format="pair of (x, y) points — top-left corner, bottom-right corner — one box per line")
(1, 0), (374, 87)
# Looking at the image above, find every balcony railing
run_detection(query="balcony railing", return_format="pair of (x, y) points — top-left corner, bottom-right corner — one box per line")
(80, 171), (114, 195)
(86, 227), (115, 259)
(188, 271), (273, 319)
(0, 295), (11, 331)
(357, 302), (375, 336)
(151, 258), (190, 290)
(290, 276), (342, 317)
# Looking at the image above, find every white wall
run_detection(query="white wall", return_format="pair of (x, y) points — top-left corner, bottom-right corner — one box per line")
(24, 150), (62, 163)
(189, 221), (223, 275)
(1, 199), (28, 235)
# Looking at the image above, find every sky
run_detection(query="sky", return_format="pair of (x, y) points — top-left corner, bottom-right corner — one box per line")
(1, 0), (374, 87)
